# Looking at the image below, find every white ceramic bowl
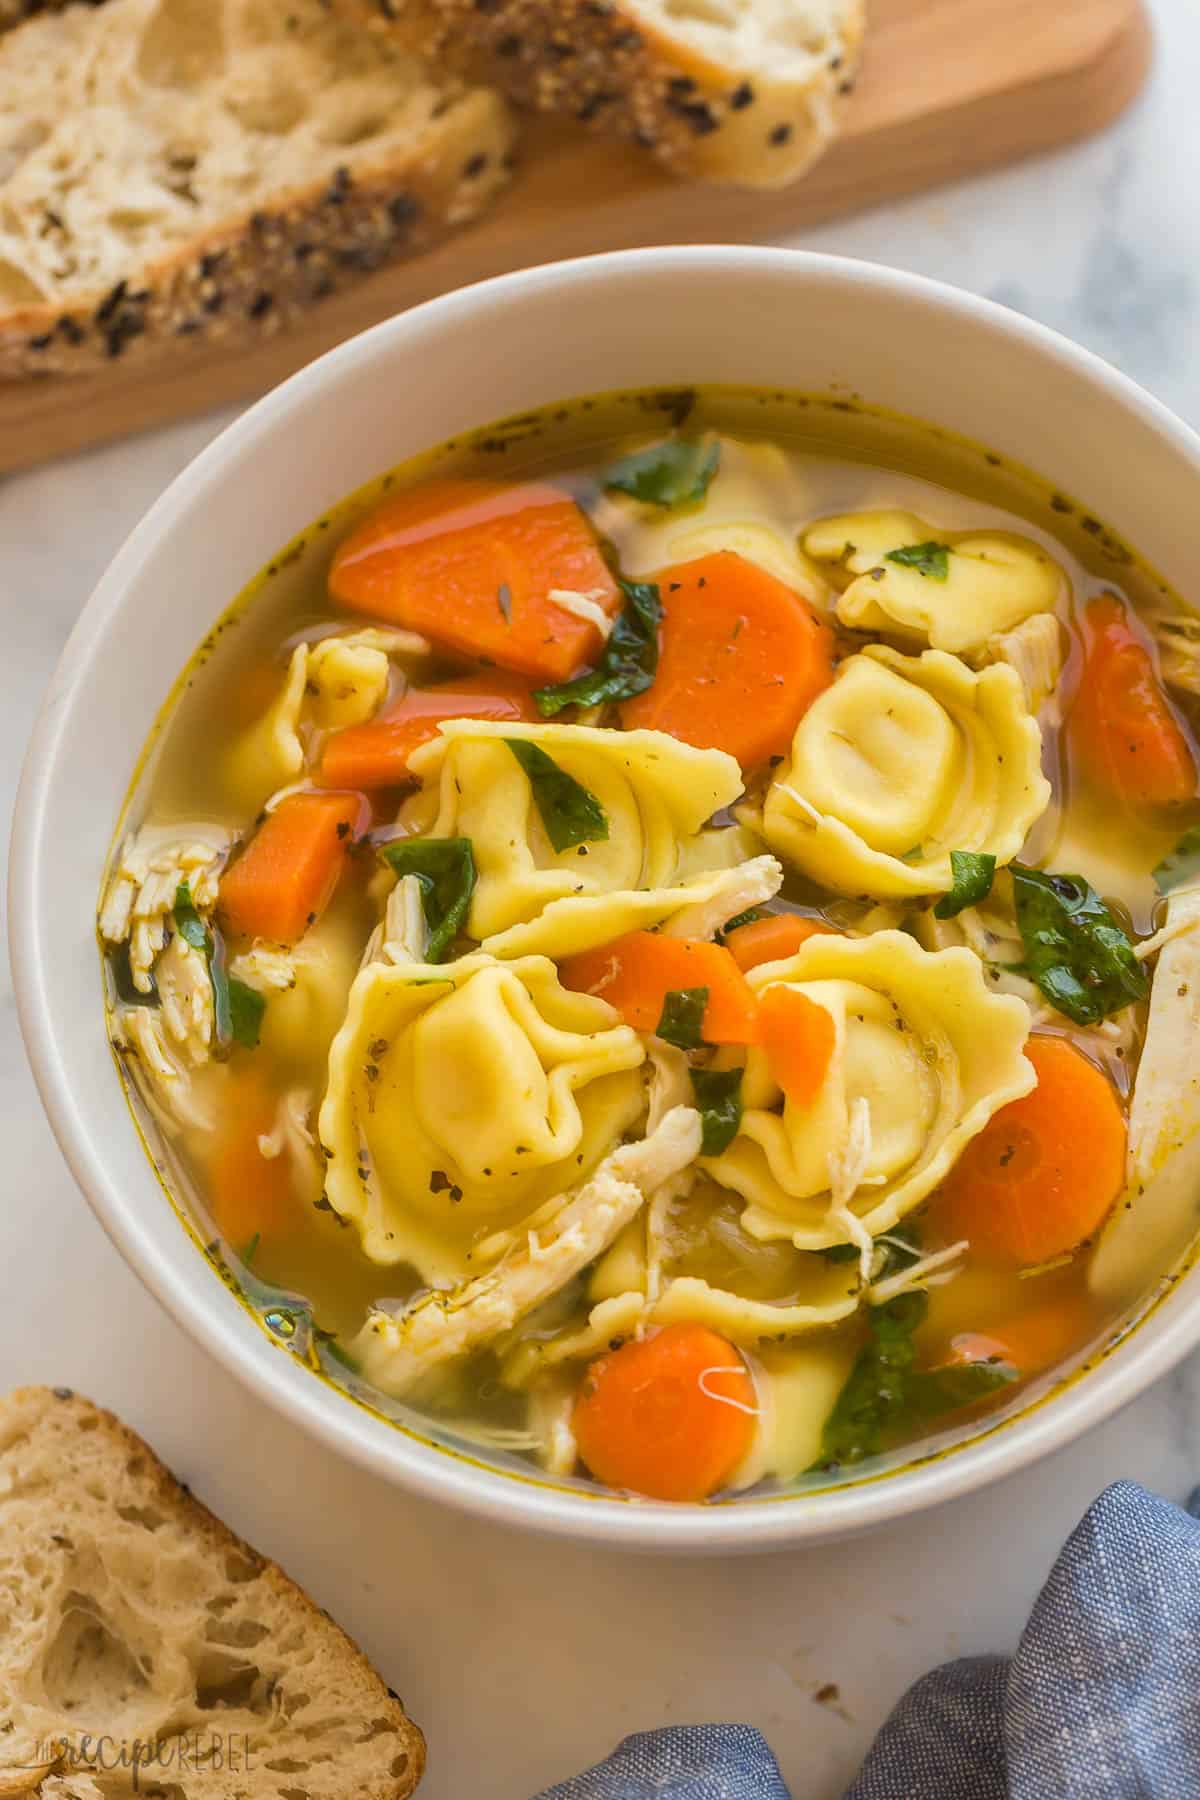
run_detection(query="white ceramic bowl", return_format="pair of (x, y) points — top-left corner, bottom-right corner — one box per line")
(12, 247), (1200, 1551)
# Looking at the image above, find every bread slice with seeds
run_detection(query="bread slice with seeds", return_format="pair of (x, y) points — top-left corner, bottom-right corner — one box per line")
(0, 1386), (424, 1799)
(0, 0), (514, 379)
(342, 0), (865, 188)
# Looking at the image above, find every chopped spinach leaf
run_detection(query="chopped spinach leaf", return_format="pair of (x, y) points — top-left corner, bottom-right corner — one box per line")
(505, 739), (609, 853)
(173, 882), (209, 951)
(819, 1284), (1015, 1468)
(820, 1292), (927, 1466)
(533, 579), (663, 717)
(884, 541), (950, 581)
(657, 986), (709, 1049)
(1010, 864), (1147, 1026)
(902, 1361), (1017, 1421)
(110, 940), (155, 1007)
(934, 850), (997, 919)
(1154, 825), (1200, 895)
(720, 906), (767, 938)
(227, 976), (266, 1049)
(174, 881), (265, 1053)
(380, 836), (478, 962)
(603, 436), (720, 508)
(689, 1066), (743, 1156)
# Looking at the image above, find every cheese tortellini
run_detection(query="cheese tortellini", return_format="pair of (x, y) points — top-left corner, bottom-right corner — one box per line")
(704, 930), (1035, 1249)
(757, 645), (1051, 897)
(223, 628), (431, 810)
(319, 952), (646, 1283)
(401, 720), (745, 947)
(613, 439), (830, 604)
(804, 509), (1067, 655)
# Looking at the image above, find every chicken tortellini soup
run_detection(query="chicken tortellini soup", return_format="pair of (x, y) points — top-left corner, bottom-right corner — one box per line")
(101, 389), (1200, 1503)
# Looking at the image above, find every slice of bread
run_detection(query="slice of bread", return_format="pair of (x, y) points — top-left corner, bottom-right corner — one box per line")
(342, 0), (865, 188)
(0, 1387), (425, 1800)
(0, 0), (514, 379)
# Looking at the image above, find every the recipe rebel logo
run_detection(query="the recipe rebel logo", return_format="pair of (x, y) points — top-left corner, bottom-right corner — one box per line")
(14, 1731), (256, 1790)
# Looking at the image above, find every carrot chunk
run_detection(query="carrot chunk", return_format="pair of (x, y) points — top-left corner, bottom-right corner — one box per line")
(931, 1036), (1127, 1267)
(218, 791), (362, 946)
(757, 985), (837, 1108)
(559, 930), (760, 1044)
(318, 670), (537, 790)
(1067, 594), (1197, 809)
(724, 913), (839, 973)
(943, 1293), (1098, 1382)
(328, 478), (621, 684)
(207, 1080), (296, 1249)
(619, 550), (834, 769)
(574, 1324), (756, 1501)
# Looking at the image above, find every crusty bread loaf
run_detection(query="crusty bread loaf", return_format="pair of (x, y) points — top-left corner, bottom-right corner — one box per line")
(342, 0), (865, 188)
(0, 0), (514, 379)
(0, 1387), (424, 1800)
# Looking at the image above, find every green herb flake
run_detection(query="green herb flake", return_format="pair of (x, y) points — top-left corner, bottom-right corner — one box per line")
(534, 579), (663, 717)
(505, 739), (609, 852)
(656, 986), (709, 1049)
(934, 850), (997, 919)
(603, 436), (720, 509)
(1154, 825), (1200, 895)
(1010, 863), (1148, 1026)
(380, 836), (478, 962)
(884, 541), (951, 581)
(689, 1066), (743, 1156)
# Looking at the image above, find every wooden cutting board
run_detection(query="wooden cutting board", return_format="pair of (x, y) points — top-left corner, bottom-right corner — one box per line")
(0, 0), (1150, 474)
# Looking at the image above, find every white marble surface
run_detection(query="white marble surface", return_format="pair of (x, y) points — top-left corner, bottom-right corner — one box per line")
(3, 4), (1200, 1793)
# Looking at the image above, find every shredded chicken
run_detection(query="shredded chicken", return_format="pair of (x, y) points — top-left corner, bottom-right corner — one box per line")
(1148, 609), (1200, 697)
(257, 1089), (317, 1163)
(154, 934), (213, 1064)
(528, 1374), (581, 1476)
(354, 1106), (702, 1397)
(1091, 885), (1200, 1302)
(360, 875), (429, 968)
(99, 823), (231, 991)
(985, 612), (1066, 715)
(868, 1240), (968, 1306)
(660, 853), (783, 941)
(228, 944), (298, 992)
(110, 1007), (214, 1132)
(827, 1098), (876, 1287)
(547, 587), (616, 637)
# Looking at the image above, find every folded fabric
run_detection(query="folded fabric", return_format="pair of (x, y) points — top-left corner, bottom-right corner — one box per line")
(536, 1482), (1200, 1800)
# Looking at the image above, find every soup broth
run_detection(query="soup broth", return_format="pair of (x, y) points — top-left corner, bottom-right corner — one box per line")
(100, 387), (1200, 1501)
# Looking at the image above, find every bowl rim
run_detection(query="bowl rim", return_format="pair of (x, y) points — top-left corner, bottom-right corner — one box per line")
(12, 243), (1200, 1551)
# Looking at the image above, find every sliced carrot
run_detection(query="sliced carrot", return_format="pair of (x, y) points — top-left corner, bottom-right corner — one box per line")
(559, 931), (760, 1044)
(1067, 594), (1197, 809)
(619, 550), (834, 769)
(725, 912), (839, 973)
(318, 670), (537, 790)
(757, 985), (837, 1108)
(207, 1080), (296, 1248)
(931, 1036), (1127, 1268)
(218, 791), (363, 946)
(328, 477), (621, 684)
(943, 1293), (1099, 1382)
(573, 1323), (756, 1501)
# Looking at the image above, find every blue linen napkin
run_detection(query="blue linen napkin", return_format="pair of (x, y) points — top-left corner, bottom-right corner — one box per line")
(536, 1481), (1200, 1799)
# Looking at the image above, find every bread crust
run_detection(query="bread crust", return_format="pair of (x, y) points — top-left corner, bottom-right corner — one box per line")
(343, 0), (866, 188)
(0, 101), (513, 381)
(0, 1386), (426, 1800)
